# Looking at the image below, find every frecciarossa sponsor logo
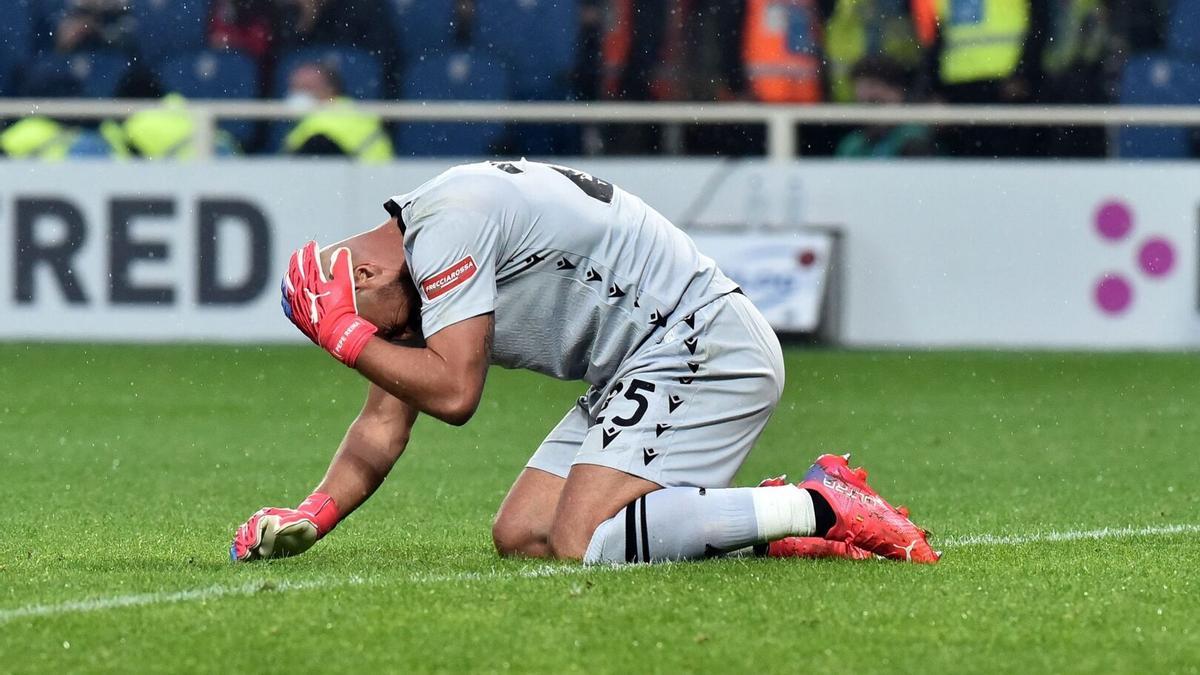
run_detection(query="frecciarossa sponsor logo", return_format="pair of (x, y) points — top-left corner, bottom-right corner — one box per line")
(422, 256), (477, 299)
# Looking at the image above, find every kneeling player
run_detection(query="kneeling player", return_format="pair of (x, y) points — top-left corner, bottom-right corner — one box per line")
(231, 160), (938, 565)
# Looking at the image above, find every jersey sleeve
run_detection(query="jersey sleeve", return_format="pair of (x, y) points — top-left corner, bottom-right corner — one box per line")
(404, 206), (500, 338)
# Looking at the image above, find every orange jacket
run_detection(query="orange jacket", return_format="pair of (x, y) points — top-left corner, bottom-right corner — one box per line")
(743, 0), (824, 103)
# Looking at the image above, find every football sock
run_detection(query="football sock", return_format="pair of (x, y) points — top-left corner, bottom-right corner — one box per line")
(582, 486), (818, 564)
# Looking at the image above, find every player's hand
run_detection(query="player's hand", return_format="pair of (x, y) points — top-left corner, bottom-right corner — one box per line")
(281, 240), (378, 366)
(230, 492), (340, 562)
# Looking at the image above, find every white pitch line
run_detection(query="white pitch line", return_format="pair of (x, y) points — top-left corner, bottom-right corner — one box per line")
(938, 522), (1200, 548)
(0, 577), (355, 624)
(0, 564), (614, 626)
(2, 524), (1195, 625)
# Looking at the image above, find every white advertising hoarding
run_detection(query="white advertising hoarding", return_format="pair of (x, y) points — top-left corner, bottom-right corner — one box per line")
(0, 158), (1197, 348)
(689, 230), (834, 333)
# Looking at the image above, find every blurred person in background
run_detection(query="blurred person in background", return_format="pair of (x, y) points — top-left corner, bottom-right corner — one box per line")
(52, 0), (137, 54)
(597, 0), (670, 153)
(1038, 0), (1111, 157)
(208, 0), (284, 92)
(101, 71), (240, 159)
(742, 0), (825, 105)
(282, 62), (393, 162)
(821, 0), (921, 104)
(0, 117), (93, 159)
(101, 94), (241, 158)
(276, 0), (399, 94)
(679, 0), (768, 156)
(1108, 0), (1171, 53)
(835, 55), (934, 157)
(916, 0), (1050, 157)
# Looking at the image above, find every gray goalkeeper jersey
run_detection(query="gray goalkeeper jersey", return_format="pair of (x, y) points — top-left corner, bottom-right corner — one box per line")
(389, 160), (738, 387)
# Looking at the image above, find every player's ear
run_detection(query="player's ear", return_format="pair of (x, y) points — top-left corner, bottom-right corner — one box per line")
(354, 261), (384, 288)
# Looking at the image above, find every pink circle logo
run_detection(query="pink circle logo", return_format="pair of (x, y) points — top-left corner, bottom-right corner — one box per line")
(1095, 201), (1133, 241)
(1091, 200), (1176, 316)
(1095, 274), (1133, 314)
(1139, 237), (1175, 277)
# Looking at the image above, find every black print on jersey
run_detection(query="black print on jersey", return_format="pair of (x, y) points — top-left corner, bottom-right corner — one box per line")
(668, 395), (684, 413)
(608, 284), (626, 298)
(611, 379), (655, 428)
(498, 252), (546, 281)
(655, 423), (672, 437)
(678, 377), (694, 385)
(683, 314), (695, 329)
(643, 448), (659, 466)
(649, 310), (667, 328)
(687, 361), (700, 374)
(556, 258), (577, 270)
(489, 161), (523, 174)
(684, 338), (698, 355)
(586, 267), (603, 282)
(548, 164), (615, 204)
(602, 427), (621, 448)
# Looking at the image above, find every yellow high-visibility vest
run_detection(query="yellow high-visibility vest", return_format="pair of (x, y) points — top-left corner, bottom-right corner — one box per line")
(938, 0), (1029, 84)
(825, 0), (921, 102)
(284, 98), (393, 163)
(101, 94), (239, 160)
(0, 117), (77, 160)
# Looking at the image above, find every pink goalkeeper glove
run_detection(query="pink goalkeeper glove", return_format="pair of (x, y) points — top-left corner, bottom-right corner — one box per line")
(281, 241), (377, 366)
(230, 492), (340, 562)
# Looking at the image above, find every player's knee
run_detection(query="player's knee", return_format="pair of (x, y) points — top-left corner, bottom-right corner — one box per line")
(491, 514), (541, 558)
(490, 516), (520, 557)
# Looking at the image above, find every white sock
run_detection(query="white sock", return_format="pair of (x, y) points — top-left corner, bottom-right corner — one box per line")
(750, 486), (816, 541)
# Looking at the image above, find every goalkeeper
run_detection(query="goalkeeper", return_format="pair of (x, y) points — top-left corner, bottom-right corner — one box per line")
(231, 160), (938, 565)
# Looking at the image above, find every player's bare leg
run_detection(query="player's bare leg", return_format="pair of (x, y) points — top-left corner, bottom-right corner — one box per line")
(492, 468), (565, 557)
(547, 464), (662, 559)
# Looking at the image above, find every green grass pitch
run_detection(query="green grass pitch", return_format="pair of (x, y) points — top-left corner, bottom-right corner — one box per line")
(1, 344), (1198, 673)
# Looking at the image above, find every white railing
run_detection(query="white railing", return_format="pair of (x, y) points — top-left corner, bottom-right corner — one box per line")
(2, 99), (1199, 161)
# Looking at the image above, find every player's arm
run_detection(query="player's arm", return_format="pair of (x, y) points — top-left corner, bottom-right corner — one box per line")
(353, 313), (494, 426)
(315, 383), (419, 515)
(282, 240), (495, 426)
(231, 383), (416, 562)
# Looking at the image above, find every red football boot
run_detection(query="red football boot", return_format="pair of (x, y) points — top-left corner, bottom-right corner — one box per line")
(797, 454), (941, 564)
(756, 474), (874, 560)
(767, 536), (875, 560)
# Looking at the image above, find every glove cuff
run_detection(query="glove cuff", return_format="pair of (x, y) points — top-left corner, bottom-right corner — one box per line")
(297, 492), (340, 537)
(324, 314), (378, 367)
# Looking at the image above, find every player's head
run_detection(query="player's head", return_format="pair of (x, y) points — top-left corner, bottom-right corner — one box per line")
(319, 221), (421, 342)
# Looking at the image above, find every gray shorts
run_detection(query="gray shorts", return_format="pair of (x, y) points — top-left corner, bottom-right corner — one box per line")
(526, 291), (785, 488)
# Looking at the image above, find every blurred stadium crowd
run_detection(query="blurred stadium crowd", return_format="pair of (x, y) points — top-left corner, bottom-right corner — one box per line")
(0, 0), (1196, 159)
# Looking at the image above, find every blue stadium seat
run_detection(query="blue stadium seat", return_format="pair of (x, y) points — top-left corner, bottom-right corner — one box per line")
(19, 52), (132, 98)
(475, 0), (578, 99)
(68, 130), (115, 157)
(396, 51), (509, 157)
(1168, 0), (1200, 57)
(130, 0), (209, 64)
(389, 0), (458, 60)
(161, 51), (259, 146)
(275, 48), (385, 100)
(0, 0), (34, 94)
(1118, 54), (1200, 158)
